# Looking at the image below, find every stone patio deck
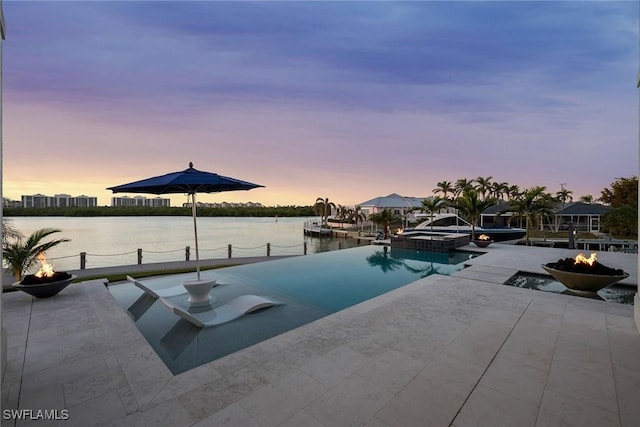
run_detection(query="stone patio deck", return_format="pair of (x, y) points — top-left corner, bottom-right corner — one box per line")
(1, 245), (638, 426)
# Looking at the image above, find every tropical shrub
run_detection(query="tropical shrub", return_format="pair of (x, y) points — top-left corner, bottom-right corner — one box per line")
(2, 228), (70, 281)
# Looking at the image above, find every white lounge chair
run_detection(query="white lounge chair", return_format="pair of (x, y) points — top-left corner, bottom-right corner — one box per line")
(127, 275), (219, 299)
(159, 295), (280, 328)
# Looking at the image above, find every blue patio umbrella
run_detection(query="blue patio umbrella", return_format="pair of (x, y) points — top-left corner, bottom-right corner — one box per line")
(107, 162), (264, 280)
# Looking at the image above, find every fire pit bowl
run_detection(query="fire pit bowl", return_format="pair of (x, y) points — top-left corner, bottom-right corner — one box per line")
(472, 239), (493, 248)
(13, 273), (77, 298)
(472, 234), (493, 248)
(542, 257), (629, 293)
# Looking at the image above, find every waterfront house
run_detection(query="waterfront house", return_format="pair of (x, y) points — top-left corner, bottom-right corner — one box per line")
(552, 202), (611, 233)
(357, 193), (427, 219)
(479, 201), (517, 228)
(480, 201), (610, 233)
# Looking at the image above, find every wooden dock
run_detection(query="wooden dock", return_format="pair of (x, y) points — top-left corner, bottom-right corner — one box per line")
(303, 223), (332, 236)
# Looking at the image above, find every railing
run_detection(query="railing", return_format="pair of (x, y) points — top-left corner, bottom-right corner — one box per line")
(47, 242), (311, 270)
(575, 239), (638, 253)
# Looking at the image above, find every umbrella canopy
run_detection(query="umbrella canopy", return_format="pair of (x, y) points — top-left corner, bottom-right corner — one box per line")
(107, 162), (263, 195)
(107, 162), (264, 280)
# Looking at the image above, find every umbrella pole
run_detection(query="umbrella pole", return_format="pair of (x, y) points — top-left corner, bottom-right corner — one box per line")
(191, 193), (201, 280)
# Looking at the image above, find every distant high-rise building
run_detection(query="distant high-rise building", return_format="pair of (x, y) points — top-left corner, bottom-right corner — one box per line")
(182, 201), (263, 208)
(111, 196), (170, 207)
(55, 194), (72, 207)
(22, 194), (53, 208)
(2, 198), (22, 208)
(73, 195), (97, 207)
(21, 193), (98, 208)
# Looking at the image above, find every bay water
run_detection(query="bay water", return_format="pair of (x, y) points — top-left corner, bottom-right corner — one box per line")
(5, 216), (360, 272)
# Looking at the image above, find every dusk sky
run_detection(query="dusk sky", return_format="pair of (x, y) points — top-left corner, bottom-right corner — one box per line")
(3, 1), (638, 207)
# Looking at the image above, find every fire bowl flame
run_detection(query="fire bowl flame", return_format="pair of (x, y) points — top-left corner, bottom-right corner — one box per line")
(12, 252), (75, 298)
(542, 253), (629, 293)
(472, 234), (494, 248)
(13, 273), (76, 298)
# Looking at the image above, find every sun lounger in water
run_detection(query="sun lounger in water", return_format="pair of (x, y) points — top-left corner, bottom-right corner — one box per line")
(159, 295), (280, 328)
(127, 275), (219, 299)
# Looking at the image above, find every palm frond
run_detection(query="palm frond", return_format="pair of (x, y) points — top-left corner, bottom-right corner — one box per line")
(2, 228), (70, 280)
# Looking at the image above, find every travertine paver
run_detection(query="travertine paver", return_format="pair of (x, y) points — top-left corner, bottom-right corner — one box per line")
(1, 245), (638, 427)
(452, 384), (539, 427)
(239, 371), (328, 427)
(535, 389), (620, 427)
(305, 374), (392, 426)
(376, 354), (480, 427)
(476, 356), (548, 406)
(356, 349), (425, 394)
(615, 364), (640, 427)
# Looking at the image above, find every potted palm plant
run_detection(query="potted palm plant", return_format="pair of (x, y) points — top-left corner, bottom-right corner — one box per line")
(3, 228), (74, 298)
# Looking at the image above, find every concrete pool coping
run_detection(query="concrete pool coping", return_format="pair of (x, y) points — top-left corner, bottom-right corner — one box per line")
(1, 244), (639, 426)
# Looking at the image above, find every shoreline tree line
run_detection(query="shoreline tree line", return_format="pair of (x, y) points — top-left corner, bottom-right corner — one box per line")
(315, 176), (638, 240)
(3, 205), (316, 218)
(4, 176), (637, 238)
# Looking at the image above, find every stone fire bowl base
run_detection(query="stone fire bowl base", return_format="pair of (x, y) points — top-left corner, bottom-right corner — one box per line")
(13, 275), (77, 298)
(541, 265), (629, 293)
(472, 239), (494, 248)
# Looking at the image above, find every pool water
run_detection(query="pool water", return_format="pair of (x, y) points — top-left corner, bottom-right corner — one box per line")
(503, 272), (635, 305)
(109, 245), (478, 374)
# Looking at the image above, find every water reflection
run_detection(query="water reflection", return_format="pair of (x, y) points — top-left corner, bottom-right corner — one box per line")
(304, 235), (364, 253)
(160, 320), (200, 360)
(366, 247), (467, 277)
(127, 293), (157, 321)
(366, 247), (405, 273)
(403, 262), (442, 279)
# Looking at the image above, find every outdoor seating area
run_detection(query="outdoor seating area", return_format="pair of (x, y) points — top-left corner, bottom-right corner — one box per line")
(1, 245), (638, 426)
(127, 275), (220, 299)
(127, 275), (281, 328)
(159, 294), (281, 328)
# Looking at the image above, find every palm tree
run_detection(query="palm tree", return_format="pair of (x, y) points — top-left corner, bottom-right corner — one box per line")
(349, 206), (367, 230)
(507, 185), (521, 201)
(509, 187), (556, 245)
(368, 209), (400, 239)
(3, 228), (71, 281)
(556, 188), (573, 205)
(419, 197), (448, 231)
(491, 181), (510, 200)
(454, 189), (498, 240)
(2, 219), (24, 249)
(454, 178), (475, 197)
(335, 204), (351, 223)
(474, 176), (493, 200)
(433, 180), (454, 201)
(313, 201), (324, 219)
(314, 197), (336, 226)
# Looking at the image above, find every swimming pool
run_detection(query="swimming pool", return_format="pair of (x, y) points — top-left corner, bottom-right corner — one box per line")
(109, 245), (478, 374)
